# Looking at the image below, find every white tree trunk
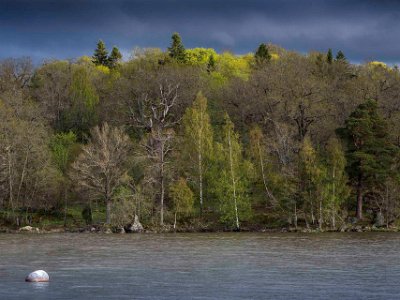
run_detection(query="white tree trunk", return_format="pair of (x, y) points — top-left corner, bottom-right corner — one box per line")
(228, 130), (240, 230)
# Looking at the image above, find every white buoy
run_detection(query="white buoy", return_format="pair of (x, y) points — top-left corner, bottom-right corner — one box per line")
(25, 270), (49, 282)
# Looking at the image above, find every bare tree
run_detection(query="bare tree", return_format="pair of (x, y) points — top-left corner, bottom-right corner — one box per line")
(71, 123), (132, 224)
(130, 83), (180, 226)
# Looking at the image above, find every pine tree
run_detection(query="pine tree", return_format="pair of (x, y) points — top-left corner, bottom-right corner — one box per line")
(335, 50), (346, 62)
(254, 43), (271, 65)
(168, 32), (186, 63)
(92, 40), (109, 66)
(326, 48), (333, 64)
(181, 92), (214, 214)
(338, 99), (397, 219)
(207, 54), (216, 73)
(107, 46), (122, 68)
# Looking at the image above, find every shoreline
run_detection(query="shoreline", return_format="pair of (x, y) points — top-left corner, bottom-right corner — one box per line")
(1, 224), (399, 234)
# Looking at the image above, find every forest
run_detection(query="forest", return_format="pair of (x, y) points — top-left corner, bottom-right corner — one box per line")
(1, 33), (400, 232)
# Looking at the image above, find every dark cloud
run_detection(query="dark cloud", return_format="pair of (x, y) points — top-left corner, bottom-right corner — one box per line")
(1, 0), (400, 64)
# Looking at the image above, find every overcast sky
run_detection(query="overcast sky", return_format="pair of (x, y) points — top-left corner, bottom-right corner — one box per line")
(1, 0), (400, 64)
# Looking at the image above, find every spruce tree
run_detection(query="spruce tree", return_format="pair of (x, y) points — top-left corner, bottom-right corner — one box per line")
(335, 50), (346, 62)
(326, 48), (333, 64)
(168, 32), (186, 63)
(254, 43), (271, 65)
(338, 100), (397, 219)
(207, 54), (216, 73)
(107, 46), (122, 69)
(92, 40), (109, 66)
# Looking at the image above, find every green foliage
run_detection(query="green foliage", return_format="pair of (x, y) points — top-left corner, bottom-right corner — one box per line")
(338, 99), (397, 217)
(185, 48), (217, 66)
(324, 136), (349, 227)
(181, 92), (214, 212)
(211, 114), (253, 228)
(92, 40), (109, 66)
(340, 100), (395, 188)
(335, 50), (346, 62)
(170, 178), (194, 216)
(111, 185), (135, 227)
(207, 54), (216, 73)
(254, 43), (271, 65)
(326, 48), (333, 64)
(168, 32), (186, 63)
(63, 65), (99, 141)
(50, 131), (78, 175)
(298, 136), (325, 225)
(107, 46), (122, 68)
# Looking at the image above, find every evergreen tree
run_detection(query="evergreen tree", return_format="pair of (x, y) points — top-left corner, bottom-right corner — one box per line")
(254, 43), (271, 65)
(338, 100), (397, 219)
(335, 50), (346, 62)
(92, 40), (109, 66)
(107, 46), (122, 69)
(168, 32), (186, 63)
(181, 92), (214, 214)
(326, 48), (333, 64)
(207, 54), (216, 73)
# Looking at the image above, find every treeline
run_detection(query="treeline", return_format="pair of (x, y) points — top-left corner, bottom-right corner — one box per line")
(1, 33), (400, 230)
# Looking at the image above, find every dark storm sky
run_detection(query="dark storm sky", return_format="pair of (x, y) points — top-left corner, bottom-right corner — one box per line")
(1, 0), (400, 64)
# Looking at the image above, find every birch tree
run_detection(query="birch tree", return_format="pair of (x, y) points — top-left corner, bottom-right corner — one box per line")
(182, 92), (213, 214)
(249, 126), (277, 207)
(169, 178), (194, 229)
(213, 114), (252, 230)
(325, 137), (349, 229)
(298, 136), (325, 228)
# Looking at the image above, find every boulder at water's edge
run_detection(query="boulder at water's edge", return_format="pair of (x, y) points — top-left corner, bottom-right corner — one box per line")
(25, 270), (49, 282)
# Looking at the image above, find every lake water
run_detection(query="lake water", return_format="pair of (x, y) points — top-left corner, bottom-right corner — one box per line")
(0, 232), (399, 299)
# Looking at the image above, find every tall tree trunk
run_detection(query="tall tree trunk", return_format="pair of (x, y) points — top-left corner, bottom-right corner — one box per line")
(17, 148), (29, 207)
(174, 211), (177, 229)
(257, 141), (277, 207)
(294, 203), (298, 229)
(356, 179), (363, 220)
(319, 198), (323, 230)
(63, 184), (68, 226)
(228, 130), (240, 230)
(7, 147), (15, 219)
(198, 151), (203, 215)
(160, 145), (165, 226)
(106, 199), (111, 224)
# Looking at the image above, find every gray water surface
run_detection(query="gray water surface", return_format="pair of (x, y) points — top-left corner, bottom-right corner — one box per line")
(0, 232), (399, 299)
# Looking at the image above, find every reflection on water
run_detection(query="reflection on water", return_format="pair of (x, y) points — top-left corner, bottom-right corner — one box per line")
(29, 282), (49, 291)
(1, 232), (400, 299)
